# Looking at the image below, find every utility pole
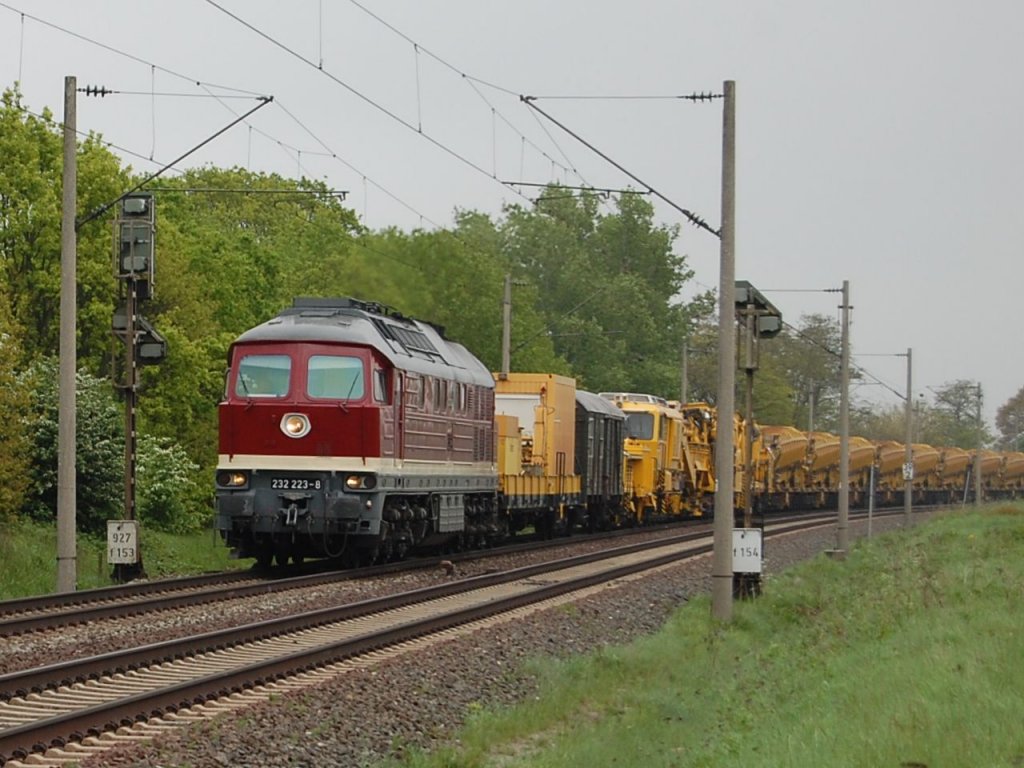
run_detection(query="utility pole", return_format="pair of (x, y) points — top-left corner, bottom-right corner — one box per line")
(974, 383), (983, 504)
(808, 387), (815, 433)
(680, 339), (688, 404)
(500, 274), (511, 380)
(836, 280), (850, 554)
(711, 80), (736, 622)
(57, 75), (77, 593)
(903, 348), (913, 526)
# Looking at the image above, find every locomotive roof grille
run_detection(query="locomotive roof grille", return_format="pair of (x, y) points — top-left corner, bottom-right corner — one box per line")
(286, 296), (450, 342)
(291, 296), (399, 317)
(388, 325), (440, 355)
(231, 296), (495, 386)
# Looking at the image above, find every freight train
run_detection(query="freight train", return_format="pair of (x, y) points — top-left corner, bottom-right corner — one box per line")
(213, 297), (1022, 567)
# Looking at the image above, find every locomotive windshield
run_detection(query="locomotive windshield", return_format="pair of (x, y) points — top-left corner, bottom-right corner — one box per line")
(235, 354), (291, 397)
(308, 355), (365, 399)
(624, 412), (655, 440)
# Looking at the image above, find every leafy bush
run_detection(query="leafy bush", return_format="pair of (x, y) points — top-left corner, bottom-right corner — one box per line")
(136, 434), (206, 533)
(20, 357), (123, 534)
(0, 305), (30, 523)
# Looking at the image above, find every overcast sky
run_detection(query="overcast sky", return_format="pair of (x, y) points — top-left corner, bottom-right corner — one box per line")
(2, 1), (1021, 429)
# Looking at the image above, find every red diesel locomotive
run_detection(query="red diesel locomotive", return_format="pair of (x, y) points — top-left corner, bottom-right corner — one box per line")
(215, 297), (502, 567)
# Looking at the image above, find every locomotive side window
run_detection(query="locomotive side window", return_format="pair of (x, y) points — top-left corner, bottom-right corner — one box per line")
(625, 412), (655, 441)
(235, 354), (291, 398)
(373, 369), (388, 403)
(308, 355), (365, 399)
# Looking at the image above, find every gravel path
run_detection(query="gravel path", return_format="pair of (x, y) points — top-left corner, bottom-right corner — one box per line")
(19, 514), (915, 768)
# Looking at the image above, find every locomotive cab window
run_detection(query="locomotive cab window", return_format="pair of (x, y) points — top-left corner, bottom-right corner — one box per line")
(308, 355), (365, 400)
(235, 354), (291, 398)
(625, 412), (655, 441)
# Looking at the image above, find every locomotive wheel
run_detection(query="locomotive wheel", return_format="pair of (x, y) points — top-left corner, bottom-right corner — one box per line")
(253, 552), (273, 571)
(253, 541), (274, 571)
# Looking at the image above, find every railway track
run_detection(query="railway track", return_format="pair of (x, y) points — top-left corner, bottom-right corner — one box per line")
(0, 507), (912, 639)
(0, 521), (708, 637)
(0, 514), (840, 766)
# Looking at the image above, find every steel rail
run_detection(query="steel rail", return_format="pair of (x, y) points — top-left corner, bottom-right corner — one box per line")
(0, 508), (909, 637)
(0, 526), (722, 698)
(0, 516), (840, 764)
(0, 521), (707, 637)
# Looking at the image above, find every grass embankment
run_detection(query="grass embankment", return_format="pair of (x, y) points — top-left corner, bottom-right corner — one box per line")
(397, 506), (1024, 768)
(0, 518), (244, 599)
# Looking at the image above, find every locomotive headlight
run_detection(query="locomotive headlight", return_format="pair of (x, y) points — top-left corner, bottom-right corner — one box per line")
(345, 474), (377, 490)
(281, 413), (311, 438)
(217, 471), (249, 488)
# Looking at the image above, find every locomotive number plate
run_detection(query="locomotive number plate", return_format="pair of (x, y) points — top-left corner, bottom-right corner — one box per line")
(271, 478), (322, 491)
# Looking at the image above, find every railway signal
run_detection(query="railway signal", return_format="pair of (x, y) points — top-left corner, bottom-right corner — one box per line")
(111, 192), (165, 582)
(734, 280), (782, 599)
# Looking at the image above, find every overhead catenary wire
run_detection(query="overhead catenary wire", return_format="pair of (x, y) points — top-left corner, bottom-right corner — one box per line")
(273, 100), (446, 229)
(520, 96), (720, 237)
(2, 4), (547, 281)
(0, 1), (264, 97)
(17, 10), (24, 82)
(462, 75), (584, 187)
(80, 89), (266, 99)
(0, 1), (439, 230)
(5, 2), (734, 287)
(9, 100), (191, 178)
(10, 97), (431, 274)
(345, 0), (591, 189)
(780, 318), (904, 401)
(205, 0), (534, 205)
(6, 0), (651, 228)
(78, 95), (274, 229)
(521, 92), (725, 101)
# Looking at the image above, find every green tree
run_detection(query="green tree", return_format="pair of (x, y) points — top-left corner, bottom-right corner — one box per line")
(766, 314), (843, 431)
(995, 385), (1024, 449)
(0, 86), (129, 374)
(136, 434), (202, 533)
(929, 380), (991, 448)
(850, 402), (908, 443)
(749, 353), (797, 426)
(495, 188), (705, 396)
(0, 299), (30, 521)
(152, 167), (362, 336)
(21, 358), (123, 534)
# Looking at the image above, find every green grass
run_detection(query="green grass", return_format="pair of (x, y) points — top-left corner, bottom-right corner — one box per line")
(0, 518), (245, 599)
(392, 504), (1024, 768)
